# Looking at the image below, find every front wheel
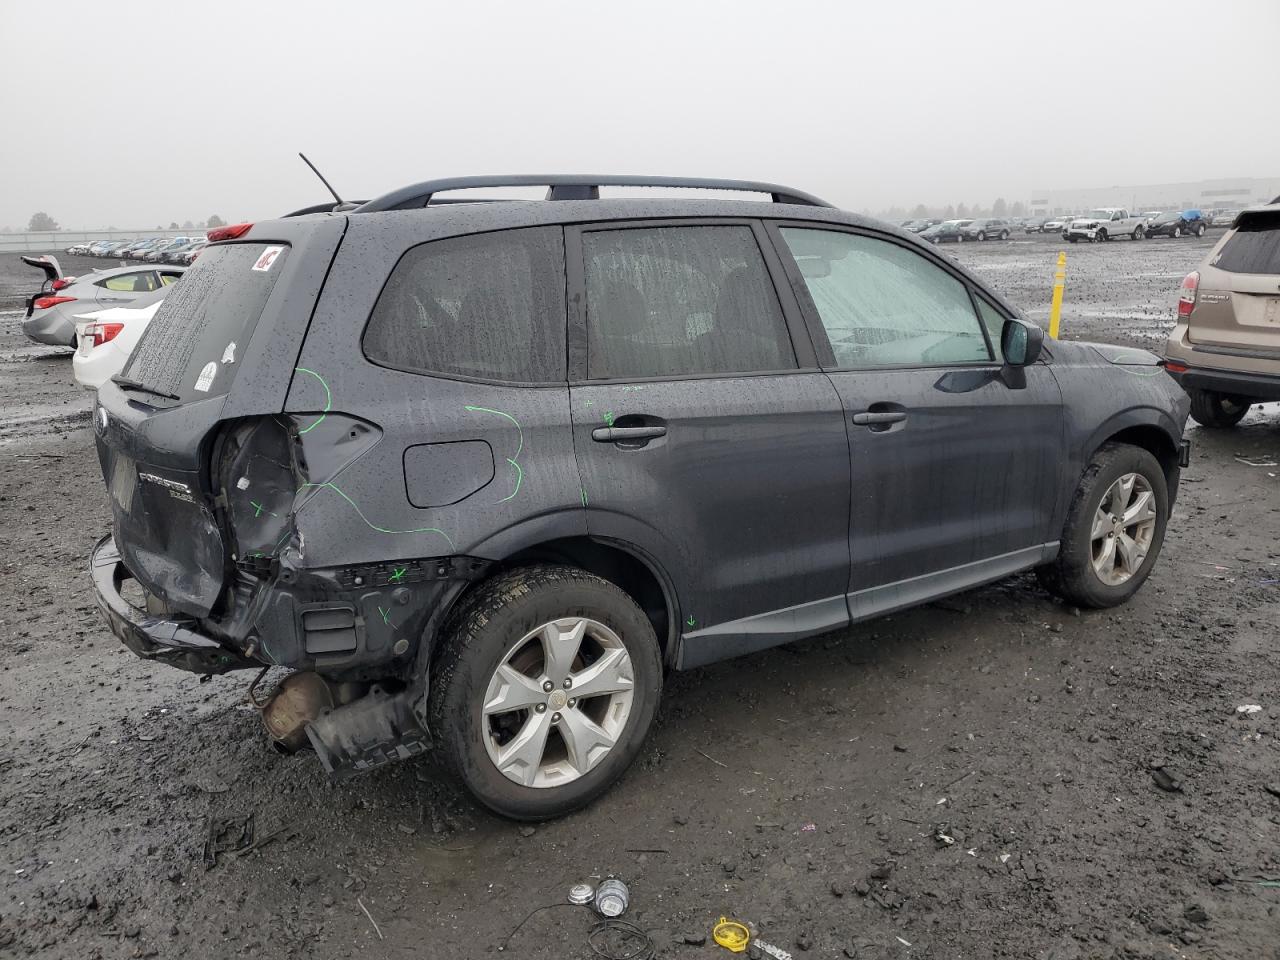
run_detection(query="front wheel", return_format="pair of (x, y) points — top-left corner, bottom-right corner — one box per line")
(1096, 228), (1108, 242)
(1132, 226), (1145, 240)
(999, 230), (1009, 240)
(1036, 443), (1169, 608)
(1172, 225), (1182, 238)
(430, 565), (662, 820)
(1195, 224), (1206, 237)
(1188, 388), (1250, 428)
(977, 231), (986, 241)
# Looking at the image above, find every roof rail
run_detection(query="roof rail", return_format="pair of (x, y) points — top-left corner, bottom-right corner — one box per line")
(353, 175), (832, 213)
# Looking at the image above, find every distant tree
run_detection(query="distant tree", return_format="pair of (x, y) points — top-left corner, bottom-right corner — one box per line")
(156, 224), (163, 230)
(182, 220), (194, 229)
(207, 214), (225, 228)
(0, 225), (12, 234)
(944, 204), (956, 218)
(956, 203), (970, 218)
(992, 197), (1007, 217)
(912, 203), (929, 218)
(28, 212), (59, 231)
(169, 221), (179, 229)
(1010, 200), (1027, 218)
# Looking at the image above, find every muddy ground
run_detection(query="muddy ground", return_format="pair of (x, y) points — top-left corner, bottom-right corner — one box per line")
(1, 236), (1278, 960)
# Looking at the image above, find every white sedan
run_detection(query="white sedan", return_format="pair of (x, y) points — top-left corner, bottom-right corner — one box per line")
(71, 291), (166, 391)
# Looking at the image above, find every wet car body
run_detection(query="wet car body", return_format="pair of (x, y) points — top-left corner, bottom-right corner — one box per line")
(89, 177), (1191, 813)
(20, 259), (184, 347)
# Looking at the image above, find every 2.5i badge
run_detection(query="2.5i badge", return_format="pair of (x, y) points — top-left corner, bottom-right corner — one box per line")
(194, 361), (217, 392)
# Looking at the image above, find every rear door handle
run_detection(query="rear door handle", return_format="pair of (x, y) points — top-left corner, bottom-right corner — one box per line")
(851, 411), (907, 426)
(591, 425), (667, 443)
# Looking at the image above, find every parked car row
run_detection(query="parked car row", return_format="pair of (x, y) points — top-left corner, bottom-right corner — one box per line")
(64, 236), (208, 265)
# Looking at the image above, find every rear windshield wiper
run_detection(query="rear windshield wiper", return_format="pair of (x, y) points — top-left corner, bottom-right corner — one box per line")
(110, 375), (180, 401)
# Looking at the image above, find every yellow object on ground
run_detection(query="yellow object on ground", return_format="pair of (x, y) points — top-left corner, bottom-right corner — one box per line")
(713, 916), (750, 953)
(1048, 251), (1067, 338)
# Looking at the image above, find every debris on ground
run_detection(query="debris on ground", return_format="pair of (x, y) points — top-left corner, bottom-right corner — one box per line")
(202, 814), (254, 868)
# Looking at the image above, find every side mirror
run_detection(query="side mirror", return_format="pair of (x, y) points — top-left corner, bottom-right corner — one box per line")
(1000, 318), (1043, 388)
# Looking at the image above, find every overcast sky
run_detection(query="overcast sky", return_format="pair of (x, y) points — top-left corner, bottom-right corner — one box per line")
(1, 0), (1276, 229)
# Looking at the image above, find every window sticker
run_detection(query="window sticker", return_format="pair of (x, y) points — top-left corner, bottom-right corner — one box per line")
(194, 361), (217, 392)
(251, 246), (284, 272)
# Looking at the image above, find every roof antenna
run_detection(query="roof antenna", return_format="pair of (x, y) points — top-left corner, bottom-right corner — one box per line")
(298, 152), (344, 205)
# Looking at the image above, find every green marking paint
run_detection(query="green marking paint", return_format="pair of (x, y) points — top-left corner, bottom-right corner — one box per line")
(250, 500), (265, 518)
(296, 482), (456, 550)
(378, 606), (392, 626)
(580, 487), (589, 507)
(294, 368), (332, 435)
(465, 405), (525, 502)
(603, 411), (616, 427)
(389, 566), (406, 582)
(686, 615), (696, 628)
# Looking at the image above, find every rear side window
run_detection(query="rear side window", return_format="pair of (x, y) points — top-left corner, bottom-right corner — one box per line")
(124, 242), (288, 401)
(583, 225), (795, 379)
(363, 227), (566, 383)
(1212, 212), (1280, 274)
(779, 227), (992, 368)
(98, 272), (157, 293)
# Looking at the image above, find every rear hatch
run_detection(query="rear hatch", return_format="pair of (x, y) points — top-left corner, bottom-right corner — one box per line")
(1189, 207), (1280, 356)
(94, 218), (346, 617)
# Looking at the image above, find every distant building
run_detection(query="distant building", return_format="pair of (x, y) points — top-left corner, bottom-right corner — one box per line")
(1029, 177), (1280, 216)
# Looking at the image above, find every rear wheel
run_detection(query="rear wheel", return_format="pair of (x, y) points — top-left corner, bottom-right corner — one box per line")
(1172, 225), (1182, 238)
(1195, 223), (1206, 237)
(1036, 443), (1168, 608)
(1132, 225), (1145, 240)
(977, 231), (986, 241)
(1096, 228), (1109, 242)
(999, 229), (1009, 240)
(430, 565), (662, 820)
(1188, 388), (1250, 428)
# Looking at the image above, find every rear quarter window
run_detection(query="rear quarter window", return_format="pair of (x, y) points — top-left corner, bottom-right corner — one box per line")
(1212, 212), (1280, 274)
(362, 226), (567, 383)
(123, 242), (288, 401)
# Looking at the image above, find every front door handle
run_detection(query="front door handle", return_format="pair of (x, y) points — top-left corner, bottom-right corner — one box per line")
(591, 425), (667, 443)
(851, 411), (907, 426)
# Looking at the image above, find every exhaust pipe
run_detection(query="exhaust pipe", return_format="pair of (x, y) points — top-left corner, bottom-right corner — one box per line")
(260, 672), (335, 753)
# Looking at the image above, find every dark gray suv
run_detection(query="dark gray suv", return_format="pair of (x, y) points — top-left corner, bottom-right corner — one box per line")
(90, 176), (1191, 819)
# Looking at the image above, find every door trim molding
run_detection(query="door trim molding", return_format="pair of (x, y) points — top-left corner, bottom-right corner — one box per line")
(674, 543), (1058, 670)
(846, 542), (1058, 622)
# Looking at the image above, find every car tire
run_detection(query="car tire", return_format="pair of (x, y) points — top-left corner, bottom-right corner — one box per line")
(1132, 226), (1145, 240)
(429, 564), (663, 821)
(1069, 237), (1078, 243)
(1187, 388), (1250, 428)
(1036, 442), (1169, 609)
(977, 231), (986, 241)
(1172, 226), (1182, 238)
(1195, 224), (1206, 237)
(999, 230), (1009, 240)
(1096, 228), (1108, 242)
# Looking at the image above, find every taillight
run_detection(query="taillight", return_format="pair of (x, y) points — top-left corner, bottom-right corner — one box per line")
(51, 277), (75, 291)
(85, 322), (124, 347)
(1164, 361), (1189, 373)
(207, 222), (252, 242)
(1177, 271), (1199, 318)
(33, 295), (76, 310)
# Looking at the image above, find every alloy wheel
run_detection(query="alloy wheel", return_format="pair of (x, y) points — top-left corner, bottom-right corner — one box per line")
(481, 617), (635, 788)
(1090, 473), (1158, 586)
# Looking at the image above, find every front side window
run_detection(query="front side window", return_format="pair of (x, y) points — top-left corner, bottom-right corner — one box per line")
(779, 227), (992, 368)
(583, 225), (795, 379)
(364, 226), (567, 383)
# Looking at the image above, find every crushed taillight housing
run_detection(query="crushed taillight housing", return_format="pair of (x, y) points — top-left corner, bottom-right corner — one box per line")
(1177, 271), (1199, 318)
(85, 322), (125, 347)
(207, 222), (253, 242)
(33, 295), (76, 310)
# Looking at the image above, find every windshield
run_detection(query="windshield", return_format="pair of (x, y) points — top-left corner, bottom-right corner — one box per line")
(1087, 209), (1113, 219)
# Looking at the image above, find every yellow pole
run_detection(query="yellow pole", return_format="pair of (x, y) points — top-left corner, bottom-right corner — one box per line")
(1048, 251), (1067, 339)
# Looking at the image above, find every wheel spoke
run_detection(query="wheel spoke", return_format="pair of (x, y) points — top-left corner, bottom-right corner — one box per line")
(541, 618), (587, 684)
(1123, 490), (1155, 526)
(559, 708), (617, 777)
(1090, 507), (1112, 541)
(1113, 474), (1136, 513)
(1116, 532), (1144, 575)
(483, 664), (548, 716)
(1095, 535), (1117, 576)
(494, 709), (554, 786)
(568, 647), (633, 701)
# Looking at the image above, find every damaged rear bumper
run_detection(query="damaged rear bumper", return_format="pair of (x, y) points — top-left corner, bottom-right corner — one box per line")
(91, 534), (257, 674)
